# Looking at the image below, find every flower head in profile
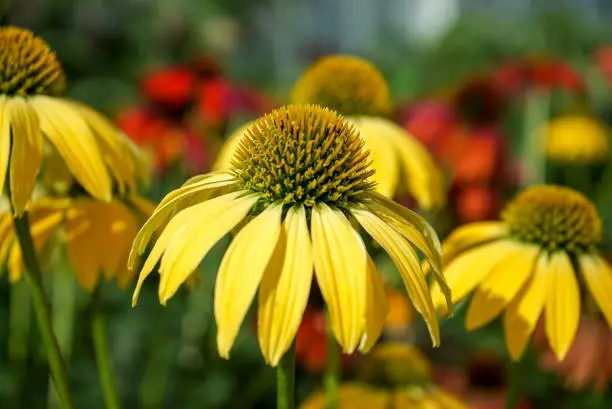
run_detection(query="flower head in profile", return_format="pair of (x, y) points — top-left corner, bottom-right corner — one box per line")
(300, 343), (469, 409)
(0, 27), (146, 215)
(431, 185), (612, 361)
(130, 105), (452, 366)
(0, 195), (153, 289)
(543, 115), (609, 164)
(215, 55), (445, 209)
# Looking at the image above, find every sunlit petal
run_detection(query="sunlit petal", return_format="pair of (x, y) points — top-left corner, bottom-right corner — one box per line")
(580, 254), (612, 328)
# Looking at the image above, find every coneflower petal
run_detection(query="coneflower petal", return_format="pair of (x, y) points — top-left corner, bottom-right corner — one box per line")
(466, 243), (539, 330)
(504, 253), (549, 360)
(442, 221), (508, 263)
(8, 97), (42, 215)
(580, 255), (612, 328)
(158, 192), (259, 304)
(360, 254), (388, 353)
(31, 96), (111, 202)
(131, 191), (247, 306)
(352, 207), (439, 346)
(215, 202), (283, 359)
(0, 96), (10, 201)
(312, 203), (368, 354)
(545, 251), (580, 361)
(258, 205), (313, 366)
(128, 172), (236, 268)
(431, 240), (521, 313)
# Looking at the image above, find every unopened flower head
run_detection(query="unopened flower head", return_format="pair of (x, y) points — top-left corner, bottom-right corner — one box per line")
(0, 27), (147, 216)
(130, 104), (452, 367)
(432, 185), (612, 362)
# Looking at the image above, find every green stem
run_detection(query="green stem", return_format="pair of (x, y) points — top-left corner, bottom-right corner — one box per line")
(8, 277), (31, 406)
(323, 320), (338, 409)
(277, 342), (296, 409)
(13, 213), (74, 409)
(520, 89), (550, 187)
(506, 360), (522, 409)
(92, 289), (121, 409)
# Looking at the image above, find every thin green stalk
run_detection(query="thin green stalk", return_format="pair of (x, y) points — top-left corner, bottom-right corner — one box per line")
(48, 264), (77, 409)
(92, 289), (121, 409)
(13, 213), (74, 409)
(323, 319), (338, 409)
(520, 89), (550, 187)
(277, 342), (296, 409)
(8, 277), (31, 406)
(506, 360), (521, 409)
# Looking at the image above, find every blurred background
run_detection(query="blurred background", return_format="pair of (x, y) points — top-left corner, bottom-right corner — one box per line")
(3, 0), (612, 408)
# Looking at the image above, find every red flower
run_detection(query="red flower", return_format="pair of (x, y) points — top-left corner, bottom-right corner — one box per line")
(452, 76), (506, 126)
(295, 308), (328, 373)
(493, 59), (584, 95)
(595, 46), (612, 85)
(141, 66), (196, 110)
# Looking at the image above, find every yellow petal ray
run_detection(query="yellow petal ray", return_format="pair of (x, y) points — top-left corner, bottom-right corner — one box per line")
(442, 221), (508, 264)
(131, 191), (248, 306)
(215, 203), (283, 359)
(258, 205), (313, 366)
(466, 244), (539, 330)
(579, 254), (612, 328)
(73, 101), (137, 192)
(430, 240), (520, 314)
(0, 96), (10, 198)
(504, 253), (549, 360)
(30, 96), (111, 201)
(366, 192), (451, 312)
(360, 254), (389, 352)
(7, 97), (42, 215)
(545, 251), (580, 361)
(128, 172), (236, 268)
(65, 201), (103, 290)
(158, 192), (259, 304)
(0, 212), (15, 267)
(351, 117), (445, 208)
(352, 207), (439, 346)
(100, 202), (137, 280)
(311, 203), (368, 353)
(213, 122), (252, 171)
(355, 123), (399, 197)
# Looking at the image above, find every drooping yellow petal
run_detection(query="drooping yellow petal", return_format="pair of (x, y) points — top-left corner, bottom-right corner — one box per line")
(215, 203), (283, 359)
(30, 96), (111, 202)
(311, 203), (368, 353)
(354, 122), (398, 197)
(301, 384), (390, 409)
(100, 202), (137, 280)
(442, 221), (508, 264)
(72, 101), (138, 192)
(131, 191), (252, 306)
(504, 253), (549, 360)
(258, 205), (313, 366)
(350, 117), (445, 208)
(352, 207), (439, 346)
(7, 97), (42, 215)
(360, 254), (388, 352)
(545, 251), (580, 361)
(579, 255), (612, 328)
(466, 244), (539, 330)
(431, 240), (520, 314)
(65, 201), (103, 290)
(158, 192), (259, 304)
(366, 192), (451, 312)
(128, 172), (236, 267)
(0, 97), (11, 199)
(213, 122), (252, 171)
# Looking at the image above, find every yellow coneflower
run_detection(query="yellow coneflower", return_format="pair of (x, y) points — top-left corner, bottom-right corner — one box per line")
(0, 195), (153, 289)
(544, 115), (609, 163)
(0, 27), (146, 216)
(130, 105), (452, 366)
(214, 55), (445, 209)
(431, 185), (612, 361)
(300, 343), (469, 409)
